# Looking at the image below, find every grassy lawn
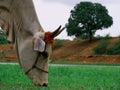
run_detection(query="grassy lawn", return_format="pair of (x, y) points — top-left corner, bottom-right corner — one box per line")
(0, 64), (120, 90)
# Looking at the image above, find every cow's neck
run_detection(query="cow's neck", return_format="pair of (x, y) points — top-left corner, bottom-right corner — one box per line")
(12, 0), (44, 35)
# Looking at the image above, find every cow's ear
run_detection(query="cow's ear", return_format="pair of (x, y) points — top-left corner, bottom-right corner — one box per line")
(33, 32), (45, 52)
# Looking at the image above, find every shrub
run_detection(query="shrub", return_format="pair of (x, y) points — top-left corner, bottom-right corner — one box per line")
(106, 40), (120, 55)
(53, 39), (65, 50)
(93, 39), (110, 54)
(94, 34), (111, 40)
(0, 29), (8, 44)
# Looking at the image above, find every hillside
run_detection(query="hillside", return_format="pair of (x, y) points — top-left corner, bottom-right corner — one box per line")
(0, 37), (120, 64)
(51, 38), (120, 64)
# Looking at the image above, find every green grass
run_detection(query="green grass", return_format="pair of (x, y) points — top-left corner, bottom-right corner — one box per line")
(0, 64), (120, 90)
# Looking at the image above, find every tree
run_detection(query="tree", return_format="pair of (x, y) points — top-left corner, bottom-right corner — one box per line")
(0, 28), (8, 44)
(66, 2), (113, 42)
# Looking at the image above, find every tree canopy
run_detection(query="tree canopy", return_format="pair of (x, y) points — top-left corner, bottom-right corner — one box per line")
(66, 2), (113, 41)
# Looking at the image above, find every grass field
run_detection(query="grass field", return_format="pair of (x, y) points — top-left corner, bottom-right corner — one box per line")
(0, 63), (120, 90)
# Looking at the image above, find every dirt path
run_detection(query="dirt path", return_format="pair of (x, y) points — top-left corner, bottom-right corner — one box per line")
(0, 62), (120, 68)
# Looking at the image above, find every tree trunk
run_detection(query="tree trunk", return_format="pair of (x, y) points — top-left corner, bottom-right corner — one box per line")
(89, 30), (92, 42)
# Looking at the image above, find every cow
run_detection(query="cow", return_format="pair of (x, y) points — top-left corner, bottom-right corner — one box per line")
(0, 0), (64, 86)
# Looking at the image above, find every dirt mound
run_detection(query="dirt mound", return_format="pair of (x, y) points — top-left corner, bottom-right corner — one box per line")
(0, 44), (17, 61)
(51, 38), (120, 64)
(0, 37), (120, 64)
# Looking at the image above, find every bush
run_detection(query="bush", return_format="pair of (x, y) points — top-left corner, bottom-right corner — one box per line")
(93, 39), (110, 54)
(94, 34), (111, 40)
(0, 29), (8, 44)
(106, 40), (120, 55)
(53, 39), (65, 50)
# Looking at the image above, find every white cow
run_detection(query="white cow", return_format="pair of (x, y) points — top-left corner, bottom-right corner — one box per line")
(0, 0), (64, 86)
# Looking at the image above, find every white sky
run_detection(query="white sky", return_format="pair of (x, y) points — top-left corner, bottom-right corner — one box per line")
(33, 0), (120, 40)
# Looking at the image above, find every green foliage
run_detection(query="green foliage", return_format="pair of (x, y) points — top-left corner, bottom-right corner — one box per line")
(66, 1), (113, 41)
(106, 40), (120, 55)
(0, 28), (8, 44)
(94, 34), (111, 40)
(93, 39), (110, 54)
(0, 64), (120, 90)
(93, 34), (120, 55)
(53, 39), (65, 50)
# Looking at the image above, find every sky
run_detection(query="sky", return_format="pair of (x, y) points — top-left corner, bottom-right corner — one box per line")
(33, 0), (120, 40)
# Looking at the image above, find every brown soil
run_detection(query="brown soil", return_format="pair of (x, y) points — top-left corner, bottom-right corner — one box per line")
(0, 44), (17, 61)
(0, 37), (120, 64)
(51, 37), (120, 64)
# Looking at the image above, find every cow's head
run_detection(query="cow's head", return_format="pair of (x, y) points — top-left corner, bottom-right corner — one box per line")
(25, 25), (64, 86)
